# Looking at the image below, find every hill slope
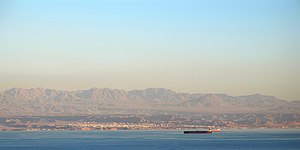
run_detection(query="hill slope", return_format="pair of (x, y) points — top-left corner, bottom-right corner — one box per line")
(0, 88), (298, 115)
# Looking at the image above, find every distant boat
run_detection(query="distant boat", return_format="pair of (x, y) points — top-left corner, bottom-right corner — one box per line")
(183, 130), (212, 134)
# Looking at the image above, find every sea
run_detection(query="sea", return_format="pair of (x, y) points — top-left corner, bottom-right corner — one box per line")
(0, 129), (299, 150)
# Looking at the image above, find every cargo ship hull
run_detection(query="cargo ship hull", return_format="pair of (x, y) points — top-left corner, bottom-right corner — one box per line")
(183, 131), (212, 134)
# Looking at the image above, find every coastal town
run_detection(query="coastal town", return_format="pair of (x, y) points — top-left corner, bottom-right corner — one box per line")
(1, 113), (299, 131)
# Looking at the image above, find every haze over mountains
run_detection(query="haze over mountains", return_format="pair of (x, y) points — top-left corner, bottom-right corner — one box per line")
(0, 87), (299, 116)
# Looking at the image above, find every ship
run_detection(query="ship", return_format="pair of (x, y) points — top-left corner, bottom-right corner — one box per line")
(211, 129), (221, 132)
(183, 129), (212, 134)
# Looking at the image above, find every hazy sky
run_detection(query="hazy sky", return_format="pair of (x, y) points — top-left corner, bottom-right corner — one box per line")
(0, 0), (299, 100)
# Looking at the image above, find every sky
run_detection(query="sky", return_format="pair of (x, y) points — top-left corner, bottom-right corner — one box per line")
(0, 0), (299, 100)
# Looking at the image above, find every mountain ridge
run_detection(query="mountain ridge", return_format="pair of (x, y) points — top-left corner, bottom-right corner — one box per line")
(0, 87), (299, 116)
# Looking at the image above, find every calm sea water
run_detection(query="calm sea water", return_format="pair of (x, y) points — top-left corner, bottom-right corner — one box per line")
(0, 129), (299, 150)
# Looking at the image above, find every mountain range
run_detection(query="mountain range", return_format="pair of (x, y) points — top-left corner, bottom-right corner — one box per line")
(0, 87), (299, 116)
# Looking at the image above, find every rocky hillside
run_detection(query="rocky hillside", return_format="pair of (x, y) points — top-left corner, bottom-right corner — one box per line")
(0, 87), (298, 115)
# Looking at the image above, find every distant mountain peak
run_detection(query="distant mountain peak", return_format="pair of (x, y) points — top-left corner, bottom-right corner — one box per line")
(0, 87), (298, 115)
(88, 87), (99, 91)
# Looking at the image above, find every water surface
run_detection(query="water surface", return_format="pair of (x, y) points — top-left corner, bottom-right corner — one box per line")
(0, 129), (299, 150)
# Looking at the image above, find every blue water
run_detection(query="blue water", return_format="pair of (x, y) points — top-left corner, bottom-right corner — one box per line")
(0, 129), (299, 150)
